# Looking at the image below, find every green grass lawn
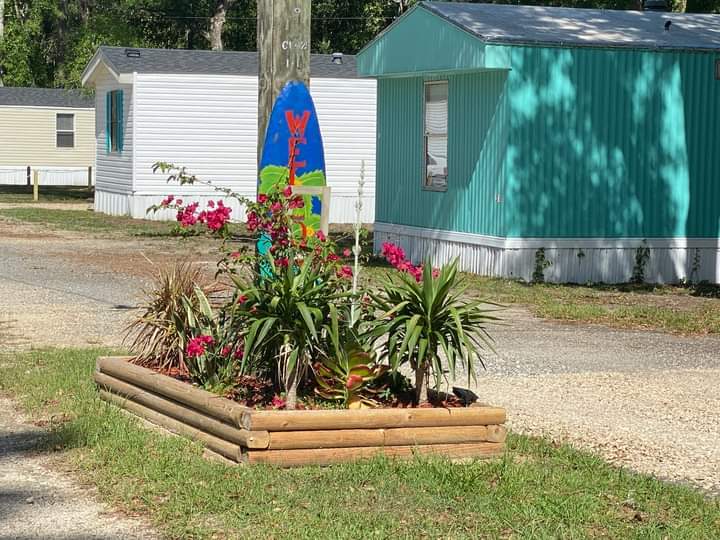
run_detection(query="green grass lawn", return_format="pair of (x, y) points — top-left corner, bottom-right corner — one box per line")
(0, 207), (180, 237)
(0, 185), (94, 203)
(1, 348), (718, 539)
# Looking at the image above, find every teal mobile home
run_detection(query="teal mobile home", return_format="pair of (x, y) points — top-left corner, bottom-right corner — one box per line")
(358, 2), (720, 283)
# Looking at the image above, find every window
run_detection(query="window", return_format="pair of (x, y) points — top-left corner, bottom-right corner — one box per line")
(423, 81), (448, 190)
(56, 113), (74, 148)
(106, 90), (124, 152)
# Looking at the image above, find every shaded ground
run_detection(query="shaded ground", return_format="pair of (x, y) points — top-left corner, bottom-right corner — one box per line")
(0, 396), (157, 540)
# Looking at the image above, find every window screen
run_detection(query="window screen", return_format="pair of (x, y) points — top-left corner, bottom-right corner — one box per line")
(424, 81), (448, 190)
(109, 91), (120, 152)
(56, 113), (74, 148)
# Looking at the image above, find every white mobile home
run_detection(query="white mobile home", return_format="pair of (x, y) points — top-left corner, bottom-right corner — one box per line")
(0, 87), (95, 186)
(81, 47), (376, 223)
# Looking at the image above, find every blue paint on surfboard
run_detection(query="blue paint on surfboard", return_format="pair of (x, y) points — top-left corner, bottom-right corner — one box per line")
(258, 80), (327, 239)
(257, 81), (327, 276)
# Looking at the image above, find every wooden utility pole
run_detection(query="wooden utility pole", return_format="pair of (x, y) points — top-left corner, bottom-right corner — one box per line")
(257, 0), (311, 161)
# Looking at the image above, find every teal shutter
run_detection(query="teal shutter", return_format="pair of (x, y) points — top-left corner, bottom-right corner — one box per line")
(105, 92), (111, 153)
(117, 90), (124, 153)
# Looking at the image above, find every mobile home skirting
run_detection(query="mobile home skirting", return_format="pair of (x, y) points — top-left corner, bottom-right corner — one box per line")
(375, 222), (720, 284)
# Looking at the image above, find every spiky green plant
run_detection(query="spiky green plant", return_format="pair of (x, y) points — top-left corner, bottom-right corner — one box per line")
(314, 306), (387, 408)
(125, 262), (224, 373)
(369, 258), (499, 404)
(233, 256), (350, 408)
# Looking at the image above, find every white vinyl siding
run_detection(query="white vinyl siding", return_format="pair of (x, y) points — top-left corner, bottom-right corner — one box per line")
(94, 65), (133, 195)
(133, 73), (259, 199)
(311, 77), (376, 223)
(126, 73), (376, 223)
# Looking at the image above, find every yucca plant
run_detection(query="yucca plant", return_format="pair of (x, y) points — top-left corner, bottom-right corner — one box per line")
(233, 256), (349, 408)
(369, 258), (499, 404)
(125, 262), (224, 373)
(314, 305), (388, 408)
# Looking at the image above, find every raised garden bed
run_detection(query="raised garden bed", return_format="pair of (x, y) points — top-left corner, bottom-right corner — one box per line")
(95, 356), (507, 467)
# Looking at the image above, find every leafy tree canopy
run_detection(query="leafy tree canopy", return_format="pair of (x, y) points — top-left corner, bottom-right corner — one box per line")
(0, 0), (717, 88)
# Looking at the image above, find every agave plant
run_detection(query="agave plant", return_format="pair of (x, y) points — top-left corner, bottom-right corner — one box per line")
(369, 258), (499, 404)
(314, 306), (387, 408)
(125, 262), (225, 373)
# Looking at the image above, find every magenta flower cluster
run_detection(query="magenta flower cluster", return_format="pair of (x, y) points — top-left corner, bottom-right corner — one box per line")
(381, 242), (438, 282)
(161, 196), (232, 232)
(186, 335), (214, 357)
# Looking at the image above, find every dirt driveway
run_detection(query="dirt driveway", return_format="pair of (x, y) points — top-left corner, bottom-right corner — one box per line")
(1, 217), (720, 500)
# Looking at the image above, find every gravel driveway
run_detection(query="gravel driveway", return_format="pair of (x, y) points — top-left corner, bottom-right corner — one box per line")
(0, 217), (719, 540)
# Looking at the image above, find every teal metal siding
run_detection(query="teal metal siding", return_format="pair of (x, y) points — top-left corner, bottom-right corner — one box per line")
(503, 46), (720, 238)
(375, 43), (720, 239)
(376, 71), (508, 237)
(357, 6), (509, 77)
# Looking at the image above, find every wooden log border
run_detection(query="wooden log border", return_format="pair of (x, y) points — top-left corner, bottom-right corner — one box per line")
(95, 357), (507, 467)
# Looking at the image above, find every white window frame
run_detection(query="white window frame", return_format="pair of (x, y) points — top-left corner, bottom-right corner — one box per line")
(422, 80), (449, 192)
(56, 113), (75, 149)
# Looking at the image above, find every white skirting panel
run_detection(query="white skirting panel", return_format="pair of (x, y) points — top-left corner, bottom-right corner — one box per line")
(36, 167), (93, 186)
(375, 222), (720, 284)
(95, 190), (131, 216)
(129, 194), (248, 222)
(95, 190), (371, 224)
(0, 166), (92, 186)
(0, 167), (27, 185)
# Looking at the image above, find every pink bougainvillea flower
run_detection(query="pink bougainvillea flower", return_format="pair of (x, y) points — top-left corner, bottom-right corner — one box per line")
(337, 265), (353, 280)
(270, 202), (282, 213)
(176, 199), (183, 205)
(161, 195), (174, 206)
(282, 185), (293, 198)
(316, 230), (326, 242)
(288, 196), (304, 209)
(271, 395), (287, 409)
(186, 335), (214, 357)
(221, 346), (232, 357)
(237, 294), (248, 304)
(208, 200), (215, 208)
(343, 248), (351, 258)
(327, 253), (339, 262)
(257, 193), (268, 204)
(275, 257), (289, 268)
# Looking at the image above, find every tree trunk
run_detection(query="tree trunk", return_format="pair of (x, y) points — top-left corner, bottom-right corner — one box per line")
(0, 0), (4, 87)
(414, 361), (429, 405)
(285, 363), (298, 409)
(208, 0), (236, 51)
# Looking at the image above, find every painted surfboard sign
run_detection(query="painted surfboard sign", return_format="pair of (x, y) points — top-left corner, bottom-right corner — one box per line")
(258, 80), (326, 241)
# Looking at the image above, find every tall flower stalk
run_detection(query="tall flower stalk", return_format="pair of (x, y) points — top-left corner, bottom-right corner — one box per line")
(350, 160), (365, 326)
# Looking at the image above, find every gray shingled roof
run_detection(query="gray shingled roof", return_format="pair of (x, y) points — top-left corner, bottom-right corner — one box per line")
(422, 2), (720, 52)
(97, 46), (359, 78)
(0, 87), (94, 108)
